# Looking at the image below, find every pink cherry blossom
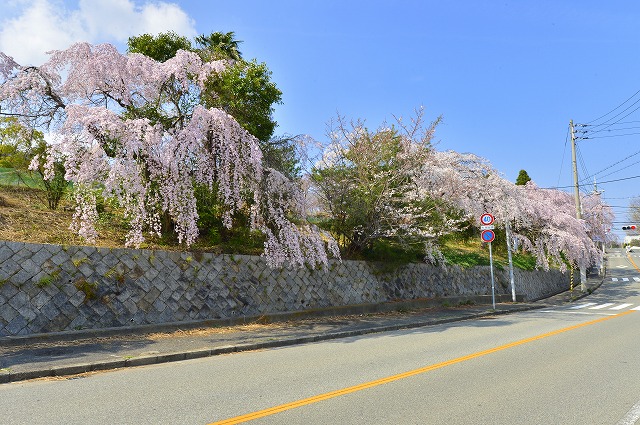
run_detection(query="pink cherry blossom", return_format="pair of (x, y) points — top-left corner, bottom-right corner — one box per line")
(0, 42), (338, 268)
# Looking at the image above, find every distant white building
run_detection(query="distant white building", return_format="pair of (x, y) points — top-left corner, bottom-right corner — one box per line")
(624, 235), (640, 246)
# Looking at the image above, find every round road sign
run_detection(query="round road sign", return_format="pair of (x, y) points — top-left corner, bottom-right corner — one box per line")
(480, 213), (494, 226)
(481, 229), (495, 243)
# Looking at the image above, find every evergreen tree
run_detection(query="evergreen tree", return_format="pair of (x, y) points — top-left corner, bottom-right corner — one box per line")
(515, 169), (532, 185)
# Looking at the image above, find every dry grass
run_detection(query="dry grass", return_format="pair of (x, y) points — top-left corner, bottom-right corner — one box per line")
(0, 185), (226, 252)
(0, 184), (531, 268)
(0, 185), (127, 247)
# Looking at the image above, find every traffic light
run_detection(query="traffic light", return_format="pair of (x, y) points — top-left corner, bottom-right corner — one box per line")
(622, 225), (637, 230)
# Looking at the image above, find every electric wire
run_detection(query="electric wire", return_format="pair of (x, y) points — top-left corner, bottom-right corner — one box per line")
(541, 174), (640, 190)
(597, 158), (640, 180)
(579, 102), (640, 138)
(579, 125), (640, 132)
(556, 125), (569, 188)
(578, 120), (640, 128)
(580, 131), (640, 139)
(584, 89), (640, 124)
(578, 149), (640, 185)
(576, 145), (592, 186)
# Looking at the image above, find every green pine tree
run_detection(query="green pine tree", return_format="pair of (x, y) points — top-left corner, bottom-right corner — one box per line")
(515, 169), (532, 186)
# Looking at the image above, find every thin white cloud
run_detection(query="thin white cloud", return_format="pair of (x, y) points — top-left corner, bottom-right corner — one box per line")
(0, 0), (196, 65)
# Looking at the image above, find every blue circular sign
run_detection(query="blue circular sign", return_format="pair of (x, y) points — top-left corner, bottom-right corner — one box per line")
(481, 230), (495, 243)
(480, 213), (494, 225)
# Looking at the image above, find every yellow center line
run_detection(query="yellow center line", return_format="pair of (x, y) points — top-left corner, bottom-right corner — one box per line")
(627, 252), (640, 272)
(209, 310), (636, 424)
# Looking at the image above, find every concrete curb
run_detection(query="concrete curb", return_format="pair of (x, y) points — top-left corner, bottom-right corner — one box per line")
(0, 294), (522, 347)
(0, 303), (543, 384)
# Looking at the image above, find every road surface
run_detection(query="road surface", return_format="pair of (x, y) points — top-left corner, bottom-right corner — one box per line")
(1, 248), (639, 424)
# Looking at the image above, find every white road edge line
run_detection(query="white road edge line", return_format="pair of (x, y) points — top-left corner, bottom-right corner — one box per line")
(616, 399), (640, 425)
(610, 304), (633, 310)
(569, 303), (597, 309)
(538, 310), (618, 316)
(589, 303), (615, 310)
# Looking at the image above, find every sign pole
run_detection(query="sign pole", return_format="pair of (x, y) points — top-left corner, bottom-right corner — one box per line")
(480, 213), (497, 310)
(489, 241), (496, 310)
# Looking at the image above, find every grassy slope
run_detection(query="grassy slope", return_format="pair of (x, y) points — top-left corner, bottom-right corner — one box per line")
(0, 184), (538, 269)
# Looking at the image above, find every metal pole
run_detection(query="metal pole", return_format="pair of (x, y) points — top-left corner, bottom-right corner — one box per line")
(505, 221), (516, 302)
(570, 120), (587, 291)
(489, 242), (496, 310)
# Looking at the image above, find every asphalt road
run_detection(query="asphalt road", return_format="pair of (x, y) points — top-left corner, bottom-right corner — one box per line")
(1, 249), (639, 424)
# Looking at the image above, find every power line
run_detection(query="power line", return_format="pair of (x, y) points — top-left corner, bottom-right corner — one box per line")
(578, 102), (640, 138)
(578, 120), (640, 128)
(556, 125), (569, 188)
(576, 144), (592, 184)
(542, 174), (640, 190)
(584, 89), (640, 124)
(606, 205), (640, 209)
(580, 131), (640, 140)
(598, 158), (640, 180)
(577, 125), (640, 133)
(579, 149), (640, 184)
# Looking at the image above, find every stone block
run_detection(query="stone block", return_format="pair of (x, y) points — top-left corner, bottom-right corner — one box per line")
(137, 278), (152, 293)
(31, 248), (53, 267)
(0, 302), (18, 323)
(151, 295), (167, 313)
(0, 245), (15, 263)
(173, 307), (188, 321)
(50, 291), (68, 307)
(49, 312), (72, 331)
(115, 289), (131, 304)
(59, 282), (78, 297)
(93, 261), (110, 278)
(58, 300), (78, 318)
(5, 315), (28, 336)
(78, 262), (94, 278)
(165, 297), (179, 312)
(32, 290), (53, 309)
(68, 315), (87, 331)
(8, 291), (29, 310)
(2, 258), (21, 279)
(168, 266), (182, 281)
(168, 278), (181, 292)
(133, 256), (151, 272)
(27, 314), (51, 334)
(89, 299), (108, 317)
(122, 298), (138, 315)
(137, 298), (152, 313)
(11, 248), (32, 265)
(68, 290), (86, 307)
(0, 282), (19, 300)
(102, 253), (119, 268)
(40, 302), (61, 321)
(119, 255), (137, 271)
(50, 250), (71, 266)
(21, 281), (41, 298)
(144, 267), (159, 281)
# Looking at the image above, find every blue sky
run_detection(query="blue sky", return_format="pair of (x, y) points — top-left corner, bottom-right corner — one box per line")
(1, 0), (639, 240)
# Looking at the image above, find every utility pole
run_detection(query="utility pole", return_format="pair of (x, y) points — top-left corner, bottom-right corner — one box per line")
(505, 221), (516, 302)
(570, 120), (587, 291)
(593, 178), (606, 276)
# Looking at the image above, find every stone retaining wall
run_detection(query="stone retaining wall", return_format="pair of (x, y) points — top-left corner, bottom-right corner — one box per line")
(0, 240), (570, 336)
